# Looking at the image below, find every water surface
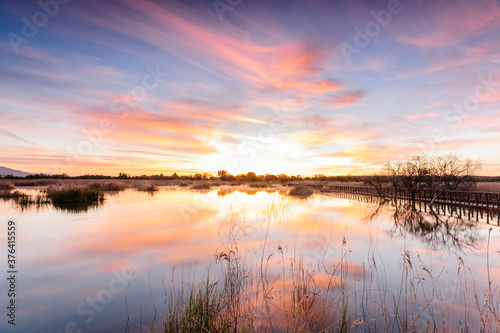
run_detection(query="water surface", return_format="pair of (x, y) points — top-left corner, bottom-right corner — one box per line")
(0, 186), (499, 332)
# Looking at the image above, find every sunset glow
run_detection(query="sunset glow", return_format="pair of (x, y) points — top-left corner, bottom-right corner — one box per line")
(1, 0), (500, 175)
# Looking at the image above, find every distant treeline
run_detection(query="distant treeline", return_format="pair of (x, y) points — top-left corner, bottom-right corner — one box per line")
(1, 171), (499, 182)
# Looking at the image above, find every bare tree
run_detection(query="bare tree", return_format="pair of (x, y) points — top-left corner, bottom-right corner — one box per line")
(363, 175), (388, 199)
(424, 153), (481, 208)
(383, 159), (404, 203)
(376, 154), (480, 211)
(399, 156), (429, 204)
(383, 157), (428, 205)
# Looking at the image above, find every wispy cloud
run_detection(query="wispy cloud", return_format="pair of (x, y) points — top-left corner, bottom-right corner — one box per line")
(407, 112), (440, 120)
(1, 0), (499, 175)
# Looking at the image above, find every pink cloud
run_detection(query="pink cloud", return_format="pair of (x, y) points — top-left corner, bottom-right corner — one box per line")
(57, 0), (347, 100)
(394, 0), (500, 48)
(459, 112), (500, 130)
(427, 102), (444, 109)
(407, 112), (440, 120)
(324, 90), (365, 109)
(479, 91), (500, 104)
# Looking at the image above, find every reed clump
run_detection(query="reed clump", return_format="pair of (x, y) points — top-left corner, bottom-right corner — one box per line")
(0, 182), (14, 190)
(137, 184), (159, 192)
(13, 179), (56, 186)
(159, 237), (500, 333)
(15, 193), (50, 206)
(0, 190), (21, 198)
(89, 182), (126, 191)
(164, 249), (253, 333)
(289, 186), (313, 197)
(191, 183), (211, 190)
(46, 185), (105, 204)
(249, 183), (272, 188)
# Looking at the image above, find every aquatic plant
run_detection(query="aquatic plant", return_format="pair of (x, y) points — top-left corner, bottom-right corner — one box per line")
(46, 185), (105, 204)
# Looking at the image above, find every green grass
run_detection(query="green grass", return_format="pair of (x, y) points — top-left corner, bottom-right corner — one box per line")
(46, 185), (105, 204)
(164, 250), (253, 333)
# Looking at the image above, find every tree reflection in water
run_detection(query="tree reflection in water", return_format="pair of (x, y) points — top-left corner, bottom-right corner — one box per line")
(365, 200), (482, 251)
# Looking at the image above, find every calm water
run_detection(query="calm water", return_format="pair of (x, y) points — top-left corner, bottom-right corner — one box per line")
(1, 186), (499, 332)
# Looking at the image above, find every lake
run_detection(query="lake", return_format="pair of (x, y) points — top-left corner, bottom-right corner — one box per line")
(1, 186), (499, 332)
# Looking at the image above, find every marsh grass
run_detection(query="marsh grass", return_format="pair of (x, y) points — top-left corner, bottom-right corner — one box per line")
(0, 189), (21, 198)
(0, 182), (14, 190)
(15, 193), (50, 206)
(159, 229), (500, 332)
(89, 182), (126, 191)
(289, 186), (313, 197)
(249, 183), (273, 188)
(138, 184), (159, 192)
(164, 249), (254, 333)
(191, 183), (211, 190)
(13, 179), (58, 186)
(46, 185), (105, 204)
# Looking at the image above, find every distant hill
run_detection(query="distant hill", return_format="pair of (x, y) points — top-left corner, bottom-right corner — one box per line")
(0, 166), (34, 177)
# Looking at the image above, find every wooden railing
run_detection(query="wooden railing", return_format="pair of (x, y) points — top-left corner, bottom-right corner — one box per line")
(325, 185), (500, 211)
(325, 188), (500, 225)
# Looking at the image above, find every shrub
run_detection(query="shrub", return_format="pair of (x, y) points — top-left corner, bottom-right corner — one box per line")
(289, 186), (313, 197)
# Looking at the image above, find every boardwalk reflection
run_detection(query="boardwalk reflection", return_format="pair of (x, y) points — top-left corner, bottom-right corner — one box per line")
(330, 192), (485, 250)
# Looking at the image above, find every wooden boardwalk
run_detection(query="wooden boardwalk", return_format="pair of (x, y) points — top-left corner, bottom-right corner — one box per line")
(324, 185), (500, 210)
(321, 185), (500, 225)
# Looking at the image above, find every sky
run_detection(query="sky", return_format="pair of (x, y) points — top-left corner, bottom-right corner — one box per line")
(1, 0), (500, 176)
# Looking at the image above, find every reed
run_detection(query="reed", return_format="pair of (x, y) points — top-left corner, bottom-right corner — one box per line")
(0, 182), (14, 190)
(46, 185), (105, 204)
(89, 182), (126, 191)
(15, 193), (51, 206)
(137, 184), (159, 192)
(191, 183), (211, 190)
(0, 190), (21, 198)
(159, 236), (500, 332)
